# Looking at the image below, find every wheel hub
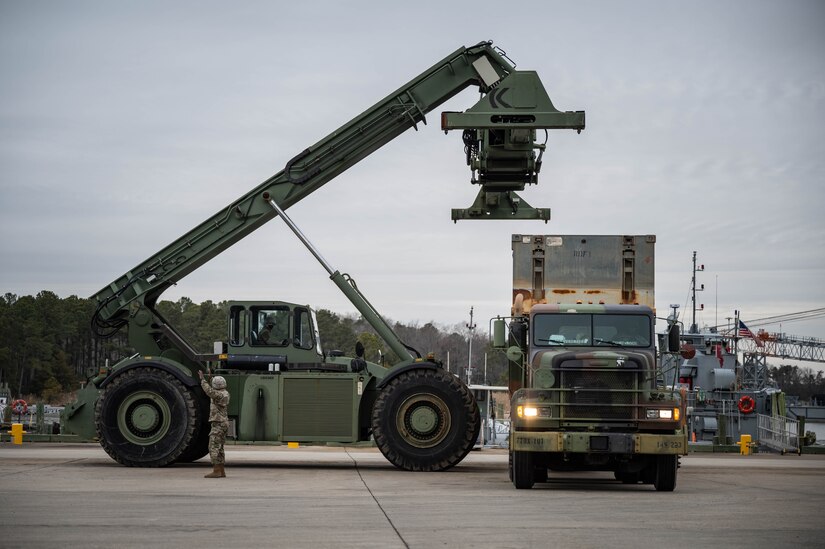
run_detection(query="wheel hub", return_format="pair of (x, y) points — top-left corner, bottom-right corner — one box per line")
(130, 403), (160, 432)
(409, 406), (438, 434)
(117, 391), (171, 445)
(396, 393), (451, 449)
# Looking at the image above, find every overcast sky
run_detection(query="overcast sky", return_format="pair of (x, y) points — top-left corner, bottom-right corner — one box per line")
(1, 2), (824, 366)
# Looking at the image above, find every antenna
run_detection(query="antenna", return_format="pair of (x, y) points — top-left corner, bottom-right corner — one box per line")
(690, 251), (705, 333)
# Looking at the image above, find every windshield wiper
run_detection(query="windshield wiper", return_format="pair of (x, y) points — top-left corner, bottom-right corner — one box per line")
(594, 338), (627, 348)
(537, 338), (564, 345)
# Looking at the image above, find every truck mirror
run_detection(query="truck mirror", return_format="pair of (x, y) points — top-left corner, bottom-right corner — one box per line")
(668, 324), (680, 352)
(506, 346), (523, 362)
(355, 341), (365, 359)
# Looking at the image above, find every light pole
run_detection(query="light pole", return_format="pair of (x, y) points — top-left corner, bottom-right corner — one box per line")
(466, 306), (476, 386)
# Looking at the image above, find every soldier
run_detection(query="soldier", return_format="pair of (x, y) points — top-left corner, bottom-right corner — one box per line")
(258, 319), (275, 344)
(198, 371), (230, 478)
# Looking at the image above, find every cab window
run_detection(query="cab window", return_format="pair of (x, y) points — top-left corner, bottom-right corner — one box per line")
(294, 308), (315, 350)
(228, 305), (246, 347)
(533, 314), (591, 346)
(251, 306), (290, 346)
(532, 312), (651, 348)
(593, 314), (651, 347)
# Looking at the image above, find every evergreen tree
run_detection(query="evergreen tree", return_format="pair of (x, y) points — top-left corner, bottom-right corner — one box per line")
(315, 309), (357, 355)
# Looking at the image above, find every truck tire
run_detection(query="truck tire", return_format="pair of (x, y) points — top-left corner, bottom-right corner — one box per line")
(653, 455), (678, 491)
(371, 368), (479, 471)
(95, 367), (198, 467)
(174, 392), (211, 463)
(511, 450), (535, 489)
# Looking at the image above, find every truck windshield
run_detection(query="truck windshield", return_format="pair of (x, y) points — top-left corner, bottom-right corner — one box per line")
(533, 313), (651, 348)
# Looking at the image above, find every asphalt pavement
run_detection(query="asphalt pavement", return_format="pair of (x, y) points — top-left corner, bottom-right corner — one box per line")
(1, 444), (824, 548)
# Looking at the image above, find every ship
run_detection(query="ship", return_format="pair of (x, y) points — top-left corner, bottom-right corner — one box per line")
(659, 253), (825, 454)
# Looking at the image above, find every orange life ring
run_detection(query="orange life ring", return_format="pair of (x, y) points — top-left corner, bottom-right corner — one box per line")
(738, 395), (755, 414)
(11, 399), (28, 415)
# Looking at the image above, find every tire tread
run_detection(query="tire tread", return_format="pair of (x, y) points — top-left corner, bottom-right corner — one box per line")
(95, 367), (198, 467)
(372, 368), (479, 472)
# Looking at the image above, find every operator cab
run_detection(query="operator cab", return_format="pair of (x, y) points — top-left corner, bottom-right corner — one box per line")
(220, 301), (326, 370)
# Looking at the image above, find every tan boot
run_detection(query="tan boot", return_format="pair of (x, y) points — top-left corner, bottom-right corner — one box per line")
(204, 464), (225, 478)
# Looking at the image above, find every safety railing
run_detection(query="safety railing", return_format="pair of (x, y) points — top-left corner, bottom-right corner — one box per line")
(757, 413), (800, 454)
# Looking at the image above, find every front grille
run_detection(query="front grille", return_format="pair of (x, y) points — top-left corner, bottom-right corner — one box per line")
(560, 367), (638, 420)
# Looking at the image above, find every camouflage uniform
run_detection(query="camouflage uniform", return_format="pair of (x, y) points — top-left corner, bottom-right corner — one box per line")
(200, 377), (230, 466)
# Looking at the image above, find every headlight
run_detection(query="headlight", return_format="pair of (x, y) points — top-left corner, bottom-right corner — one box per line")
(646, 408), (676, 420)
(517, 405), (551, 418)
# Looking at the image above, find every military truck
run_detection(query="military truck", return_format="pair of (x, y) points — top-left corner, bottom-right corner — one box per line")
(61, 42), (585, 472)
(494, 235), (685, 489)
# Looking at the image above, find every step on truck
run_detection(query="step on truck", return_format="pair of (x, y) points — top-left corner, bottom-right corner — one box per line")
(61, 42), (585, 472)
(494, 235), (686, 489)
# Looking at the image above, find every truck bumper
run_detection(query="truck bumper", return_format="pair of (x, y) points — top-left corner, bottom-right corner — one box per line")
(510, 430), (687, 455)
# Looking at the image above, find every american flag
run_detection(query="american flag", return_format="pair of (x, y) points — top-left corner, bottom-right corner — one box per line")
(738, 319), (764, 347)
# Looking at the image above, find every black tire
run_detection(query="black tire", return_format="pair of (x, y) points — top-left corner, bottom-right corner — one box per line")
(512, 450), (535, 489)
(95, 367), (198, 467)
(653, 455), (678, 491)
(371, 368), (479, 471)
(175, 391), (211, 463)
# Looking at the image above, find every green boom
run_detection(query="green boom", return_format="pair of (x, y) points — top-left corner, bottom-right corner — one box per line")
(90, 41), (584, 358)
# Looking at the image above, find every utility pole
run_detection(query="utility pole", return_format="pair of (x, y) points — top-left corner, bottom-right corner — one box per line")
(466, 306), (476, 386)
